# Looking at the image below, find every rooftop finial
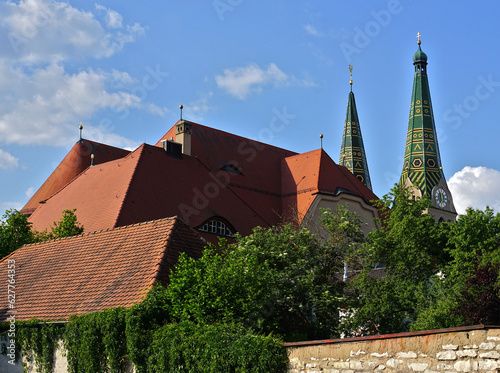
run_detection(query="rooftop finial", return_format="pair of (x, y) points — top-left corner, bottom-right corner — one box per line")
(179, 104), (183, 120)
(417, 32), (421, 45)
(320, 133), (323, 149)
(78, 122), (83, 143)
(349, 65), (353, 91)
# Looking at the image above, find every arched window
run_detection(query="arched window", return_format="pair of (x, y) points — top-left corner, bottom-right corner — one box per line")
(197, 218), (235, 237)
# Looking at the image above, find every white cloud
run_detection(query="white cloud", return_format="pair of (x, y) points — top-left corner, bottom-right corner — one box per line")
(0, 149), (19, 169)
(215, 63), (315, 99)
(0, 201), (23, 213)
(184, 92), (214, 122)
(0, 0), (144, 63)
(0, 62), (164, 147)
(95, 4), (123, 29)
(215, 63), (286, 99)
(25, 186), (34, 198)
(304, 23), (323, 37)
(448, 166), (500, 214)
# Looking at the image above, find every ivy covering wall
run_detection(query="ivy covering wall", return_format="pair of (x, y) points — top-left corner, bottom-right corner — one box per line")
(3, 286), (287, 373)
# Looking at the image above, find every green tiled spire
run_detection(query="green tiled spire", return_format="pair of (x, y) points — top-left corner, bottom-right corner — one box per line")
(399, 34), (457, 221)
(339, 65), (372, 190)
(399, 35), (444, 197)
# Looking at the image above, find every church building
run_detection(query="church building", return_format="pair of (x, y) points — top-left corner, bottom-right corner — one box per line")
(20, 34), (455, 245)
(0, 35), (459, 327)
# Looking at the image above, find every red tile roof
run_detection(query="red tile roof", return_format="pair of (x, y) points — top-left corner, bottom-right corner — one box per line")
(21, 140), (130, 215)
(281, 149), (379, 222)
(27, 121), (379, 239)
(0, 217), (205, 322)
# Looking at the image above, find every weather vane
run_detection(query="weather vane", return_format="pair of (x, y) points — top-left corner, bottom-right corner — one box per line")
(417, 32), (421, 45)
(349, 65), (353, 90)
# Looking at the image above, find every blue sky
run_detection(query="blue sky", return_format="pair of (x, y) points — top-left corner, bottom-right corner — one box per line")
(0, 0), (499, 215)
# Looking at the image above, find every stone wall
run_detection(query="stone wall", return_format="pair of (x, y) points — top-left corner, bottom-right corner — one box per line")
(286, 325), (500, 373)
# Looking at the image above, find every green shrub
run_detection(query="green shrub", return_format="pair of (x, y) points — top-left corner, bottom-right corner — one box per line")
(147, 321), (288, 373)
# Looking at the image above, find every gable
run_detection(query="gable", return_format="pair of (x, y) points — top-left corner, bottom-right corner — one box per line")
(0, 217), (205, 322)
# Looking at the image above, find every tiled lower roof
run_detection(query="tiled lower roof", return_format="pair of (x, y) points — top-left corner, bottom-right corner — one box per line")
(0, 217), (205, 322)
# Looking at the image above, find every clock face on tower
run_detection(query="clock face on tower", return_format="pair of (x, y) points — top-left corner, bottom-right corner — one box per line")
(435, 188), (448, 208)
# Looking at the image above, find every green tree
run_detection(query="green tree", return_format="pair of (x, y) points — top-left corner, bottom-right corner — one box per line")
(167, 206), (364, 341)
(0, 209), (36, 258)
(415, 207), (500, 329)
(45, 208), (84, 239)
(343, 186), (451, 335)
(0, 208), (85, 259)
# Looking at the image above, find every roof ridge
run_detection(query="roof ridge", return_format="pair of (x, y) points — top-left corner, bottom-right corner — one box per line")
(80, 138), (133, 153)
(151, 216), (179, 287)
(17, 216), (178, 249)
(171, 120), (298, 155)
(35, 145), (134, 206)
(112, 144), (148, 228)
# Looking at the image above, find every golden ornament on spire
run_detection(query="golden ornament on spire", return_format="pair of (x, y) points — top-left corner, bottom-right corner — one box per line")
(349, 64), (353, 86)
(417, 32), (421, 45)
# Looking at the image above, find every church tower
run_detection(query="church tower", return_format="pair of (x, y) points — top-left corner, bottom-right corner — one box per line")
(399, 34), (457, 221)
(339, 65), (372, 190)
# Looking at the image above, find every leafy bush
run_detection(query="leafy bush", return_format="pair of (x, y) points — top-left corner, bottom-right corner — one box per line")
(147, 321), (288, 373)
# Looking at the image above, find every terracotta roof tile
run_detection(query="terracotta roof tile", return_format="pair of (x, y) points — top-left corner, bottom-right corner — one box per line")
(0, 217), (205, 322)
(21, 139), (130, 215)
(281, 149), (378, 222)
(27, 122), (379, 240)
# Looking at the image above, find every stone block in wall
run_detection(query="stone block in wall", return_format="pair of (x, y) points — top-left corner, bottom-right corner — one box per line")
(479, 350), (500, 359)
(407, 362), (428, 371)
(479, 342), (496, 350)
(331, 361), (350, 369)
(478, 359), (498, 371)
(442, 344), (459, 350)
(350, 349), (367, 357)
(453, 359), (471, 372)
(396, 351), (417, 359)
(349, 360), (363, 370)
(437, 350), (457, 360)
(486, 336), (500, 341)
(456, 349), (477, 357)
(385, 358), (403, 368)
(437, 363), (453, 369)
(463, 344), (478, 349)
(371, 352), (389, 358)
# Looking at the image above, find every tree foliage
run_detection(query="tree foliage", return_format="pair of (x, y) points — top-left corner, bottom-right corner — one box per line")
(0, 208), (84, 259)
(168, 205), (365, 341)
(45, 208), (84, 240)
(343, 186), (500, 335)
(0, 209), (36, 259)
(148, 322), (287, 373)
(344, 186), (451, 334)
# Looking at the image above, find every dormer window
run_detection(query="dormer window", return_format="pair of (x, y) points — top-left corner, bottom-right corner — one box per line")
(197, 217), (235, 237)
(220, 163), (243, 175)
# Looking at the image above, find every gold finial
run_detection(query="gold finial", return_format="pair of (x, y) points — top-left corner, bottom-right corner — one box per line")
(320, 134), (323, 149)
(349, 65), (353, 86)
(417, 32), (421, 45)
(78, 122), (83, 143)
